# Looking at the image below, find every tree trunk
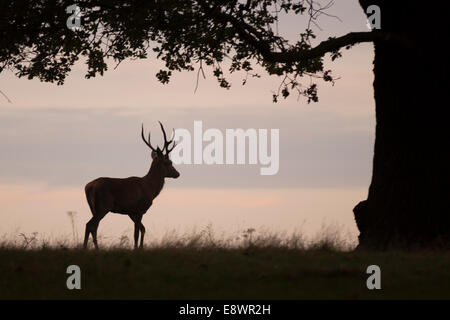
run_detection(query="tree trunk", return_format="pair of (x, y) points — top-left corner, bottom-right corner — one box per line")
(355, 1), (450, 249)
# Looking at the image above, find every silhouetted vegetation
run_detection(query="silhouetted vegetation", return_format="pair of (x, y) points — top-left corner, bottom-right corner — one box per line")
(1, 228), (450, 299)
(1, 235), (450, 299)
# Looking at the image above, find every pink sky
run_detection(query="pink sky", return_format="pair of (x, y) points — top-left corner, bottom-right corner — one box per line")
(0, 184), (363, 246)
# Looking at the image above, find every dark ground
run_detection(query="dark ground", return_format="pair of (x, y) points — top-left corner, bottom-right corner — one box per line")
(1, 247), (450, 299)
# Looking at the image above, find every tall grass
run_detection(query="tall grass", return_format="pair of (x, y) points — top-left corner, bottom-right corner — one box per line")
(0, 222), (356, 251)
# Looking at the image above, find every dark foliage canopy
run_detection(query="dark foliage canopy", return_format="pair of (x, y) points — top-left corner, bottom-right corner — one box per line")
(0, 0), (383, 102)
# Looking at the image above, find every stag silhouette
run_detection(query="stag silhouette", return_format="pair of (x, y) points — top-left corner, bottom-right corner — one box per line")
(83, 122), (179, 249)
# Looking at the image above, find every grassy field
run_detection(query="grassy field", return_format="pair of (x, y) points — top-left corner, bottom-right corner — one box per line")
(2, 242), (450, 299)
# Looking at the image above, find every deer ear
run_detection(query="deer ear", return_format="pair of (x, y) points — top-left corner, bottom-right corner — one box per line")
(151, 150), (157, 159)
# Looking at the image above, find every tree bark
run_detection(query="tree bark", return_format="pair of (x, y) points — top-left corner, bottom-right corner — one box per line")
(355, 1), (450, 249)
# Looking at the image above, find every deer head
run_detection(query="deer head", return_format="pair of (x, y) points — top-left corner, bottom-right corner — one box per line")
(141, 122), (180, 179)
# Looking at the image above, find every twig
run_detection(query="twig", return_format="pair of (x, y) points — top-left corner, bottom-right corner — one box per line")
(0, 89), (12, 103)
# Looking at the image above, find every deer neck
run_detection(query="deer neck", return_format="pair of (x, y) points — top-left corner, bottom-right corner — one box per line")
(144, 161), (165, 199)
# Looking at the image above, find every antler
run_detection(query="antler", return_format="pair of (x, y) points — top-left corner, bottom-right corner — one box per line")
(159, 121), (176, 154)
(166, 129), (177, 153)
(141, 124), (157, 151)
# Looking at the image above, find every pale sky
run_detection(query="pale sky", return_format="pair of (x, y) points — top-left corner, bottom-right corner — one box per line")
(0, 1), (374, 246)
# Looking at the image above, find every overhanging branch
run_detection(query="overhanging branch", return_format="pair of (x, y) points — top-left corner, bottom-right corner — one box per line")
(268, 31), (388, 63)
(212, 9), (393, 64)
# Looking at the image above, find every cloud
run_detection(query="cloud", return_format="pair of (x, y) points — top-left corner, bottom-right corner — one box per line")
(0, 106), (374, 189)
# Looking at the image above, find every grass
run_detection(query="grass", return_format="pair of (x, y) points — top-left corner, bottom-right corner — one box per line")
(1, 228), (450, 299)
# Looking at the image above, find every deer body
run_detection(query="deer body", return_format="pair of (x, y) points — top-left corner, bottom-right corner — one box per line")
(83, 122), (179, 249)
(85, 177), (158, 216)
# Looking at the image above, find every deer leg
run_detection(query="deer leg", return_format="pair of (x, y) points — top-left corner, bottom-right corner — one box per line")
(89, 212), (107, 250)
(83, 218), (95, 249)
(130, 214), (144, 249)
(84, 188), (109, 249)
(139, 222), (146, 249)
(91, 220), (101, 250)
(133, 221), (140, 249)
(84, 218), (101, 249)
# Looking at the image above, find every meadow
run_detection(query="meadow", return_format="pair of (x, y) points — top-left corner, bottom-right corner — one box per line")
(1, 228), (450, 299)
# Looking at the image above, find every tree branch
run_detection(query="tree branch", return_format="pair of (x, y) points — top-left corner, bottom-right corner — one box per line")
(213, 9), (394, 63)
(268, 31), (387, 63)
